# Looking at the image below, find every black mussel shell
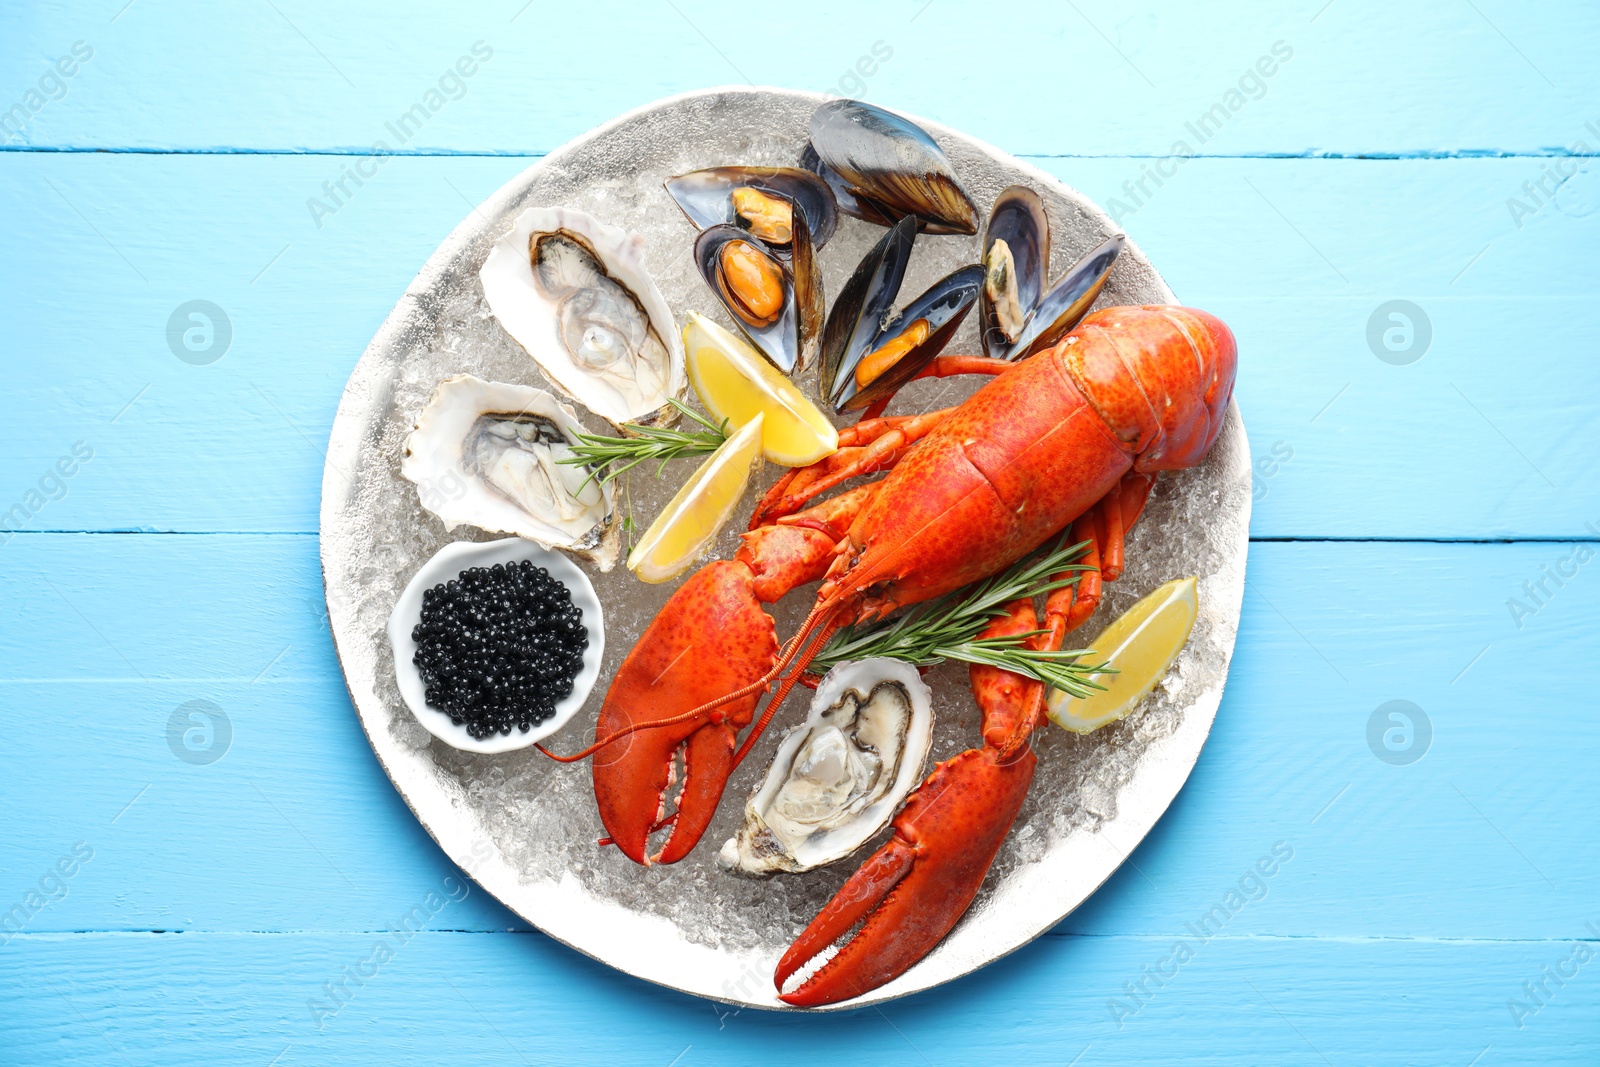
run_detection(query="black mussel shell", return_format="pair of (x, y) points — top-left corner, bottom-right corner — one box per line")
(664, 166), (838, 253)
(800, 142), (974, 236)
(1001, 234), (1124, 361)
(789, 208), (825, 373)
(809, 99), (979, 236)
(833, 264), (984, 413)
(819, 216), (917, 399)
(694, 225), (800, 372)
(980, 186), (1049, 358)
(800, 142), (903, 230)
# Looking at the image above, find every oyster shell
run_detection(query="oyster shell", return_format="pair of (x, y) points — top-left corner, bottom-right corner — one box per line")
(479, 206), (685, 427)
(718, 659), (933, 876)
(400, 375), (620, 569)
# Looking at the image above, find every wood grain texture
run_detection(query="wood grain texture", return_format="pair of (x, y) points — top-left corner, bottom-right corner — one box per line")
(1, 0), (1597, 156)
(1, 537), (1594, 943)
(1, 153), (1595, 538)
(3, 0), (1597, 1061)
(3, 932), (1597, 1064)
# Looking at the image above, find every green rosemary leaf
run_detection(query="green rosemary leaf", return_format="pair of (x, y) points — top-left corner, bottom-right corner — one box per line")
(558, 399), (730, 489)
(810, 534), (1114, 693)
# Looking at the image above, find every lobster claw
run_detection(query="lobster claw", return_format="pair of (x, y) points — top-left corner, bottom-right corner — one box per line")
(592, 560), (777, 865)
(775, 744), (1037, 1006)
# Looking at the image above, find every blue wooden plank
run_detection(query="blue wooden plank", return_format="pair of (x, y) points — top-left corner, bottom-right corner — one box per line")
(1, 153), (1596, 538)
(1, 1), (1598, 157)
(2, 534), (1596, 939)
(2, 931), (1596, 1065)
(3, 2), (1597, 1061)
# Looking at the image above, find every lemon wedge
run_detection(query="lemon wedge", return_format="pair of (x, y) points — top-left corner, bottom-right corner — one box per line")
(1047, 576), (1199, 734)
(683, 311), (838, 467)
(627, 413), (765, 584)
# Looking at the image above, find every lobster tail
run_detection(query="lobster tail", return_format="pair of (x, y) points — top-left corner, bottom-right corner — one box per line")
(1058, 305), (1237, 472)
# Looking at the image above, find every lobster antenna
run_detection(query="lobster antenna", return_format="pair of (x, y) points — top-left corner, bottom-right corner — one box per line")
(534, 594), (843, 764)
(728, 612), (849, 770)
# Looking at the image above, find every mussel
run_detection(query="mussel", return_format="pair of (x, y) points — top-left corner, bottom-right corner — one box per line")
(805, 99), (979, 235)
(694, 213), (823, 374)
(819, 216), (982, 412)
(979, 185), (1125, 361)
(664, 166), (839, 254)
(799, 143), (901, 230)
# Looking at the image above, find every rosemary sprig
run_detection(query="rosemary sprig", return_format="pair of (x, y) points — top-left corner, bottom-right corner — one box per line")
(558, 399), (729, 488)
(810, 535), (1117, 697)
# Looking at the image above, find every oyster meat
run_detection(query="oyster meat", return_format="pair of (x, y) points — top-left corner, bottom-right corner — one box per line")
(401, 375), (620, 568)
(719, 659), (933, 876)
(479, 206), (685, 427)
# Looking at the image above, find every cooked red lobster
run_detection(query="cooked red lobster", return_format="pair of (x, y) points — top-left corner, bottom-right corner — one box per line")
(562, 305), (1236, 1005)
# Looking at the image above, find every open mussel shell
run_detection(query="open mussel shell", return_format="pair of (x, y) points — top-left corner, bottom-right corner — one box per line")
(694, 224), (817, 374)
(980, 185), (1049, 357)
(833, 263), (983, 413)
(1001, 234), (1126, 361)
(789, 209), (825, 372)
(808, 99), (979, 235)
(819, 216), (916, 400)
(799, 142), (902, 230)
(663, 166), (838, 253)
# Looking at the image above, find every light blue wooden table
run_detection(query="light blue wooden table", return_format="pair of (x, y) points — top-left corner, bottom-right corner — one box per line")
(3, 1), (1597, 1063)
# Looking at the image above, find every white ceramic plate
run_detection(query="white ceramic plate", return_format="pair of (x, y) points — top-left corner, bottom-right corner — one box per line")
(320, 87), (1251, 1011)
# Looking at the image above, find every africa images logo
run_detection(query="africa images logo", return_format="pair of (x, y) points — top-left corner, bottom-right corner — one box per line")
(306, 42), (494, 229)
(1105, 41), (1294, 224)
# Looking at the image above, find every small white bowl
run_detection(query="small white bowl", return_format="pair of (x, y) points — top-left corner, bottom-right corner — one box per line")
(387, 537), (605, 754)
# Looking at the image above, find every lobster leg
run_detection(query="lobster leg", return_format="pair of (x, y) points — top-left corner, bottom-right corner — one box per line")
(777, 593), (1065, 1006)
(762, 354), (1019, 521)
(750, 408), (954, 528)
(589, 489), (878, 865)
(1064, 469), (1157, 629)
(755, 350), (1025, 527)
(858, 355), (1017, 420)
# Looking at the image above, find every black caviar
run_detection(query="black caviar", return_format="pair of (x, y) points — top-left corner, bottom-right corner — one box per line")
(411, 560), (587, 740)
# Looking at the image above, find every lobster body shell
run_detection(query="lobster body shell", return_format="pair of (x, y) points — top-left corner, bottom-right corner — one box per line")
(585, 304), (1236, 955)
(827, 305), (1235, 616)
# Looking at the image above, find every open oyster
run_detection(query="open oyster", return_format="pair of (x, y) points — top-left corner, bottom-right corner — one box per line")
(479, 206), (685, 427)
(718, 659), (933, 876)
(400, 375), (620, 569)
